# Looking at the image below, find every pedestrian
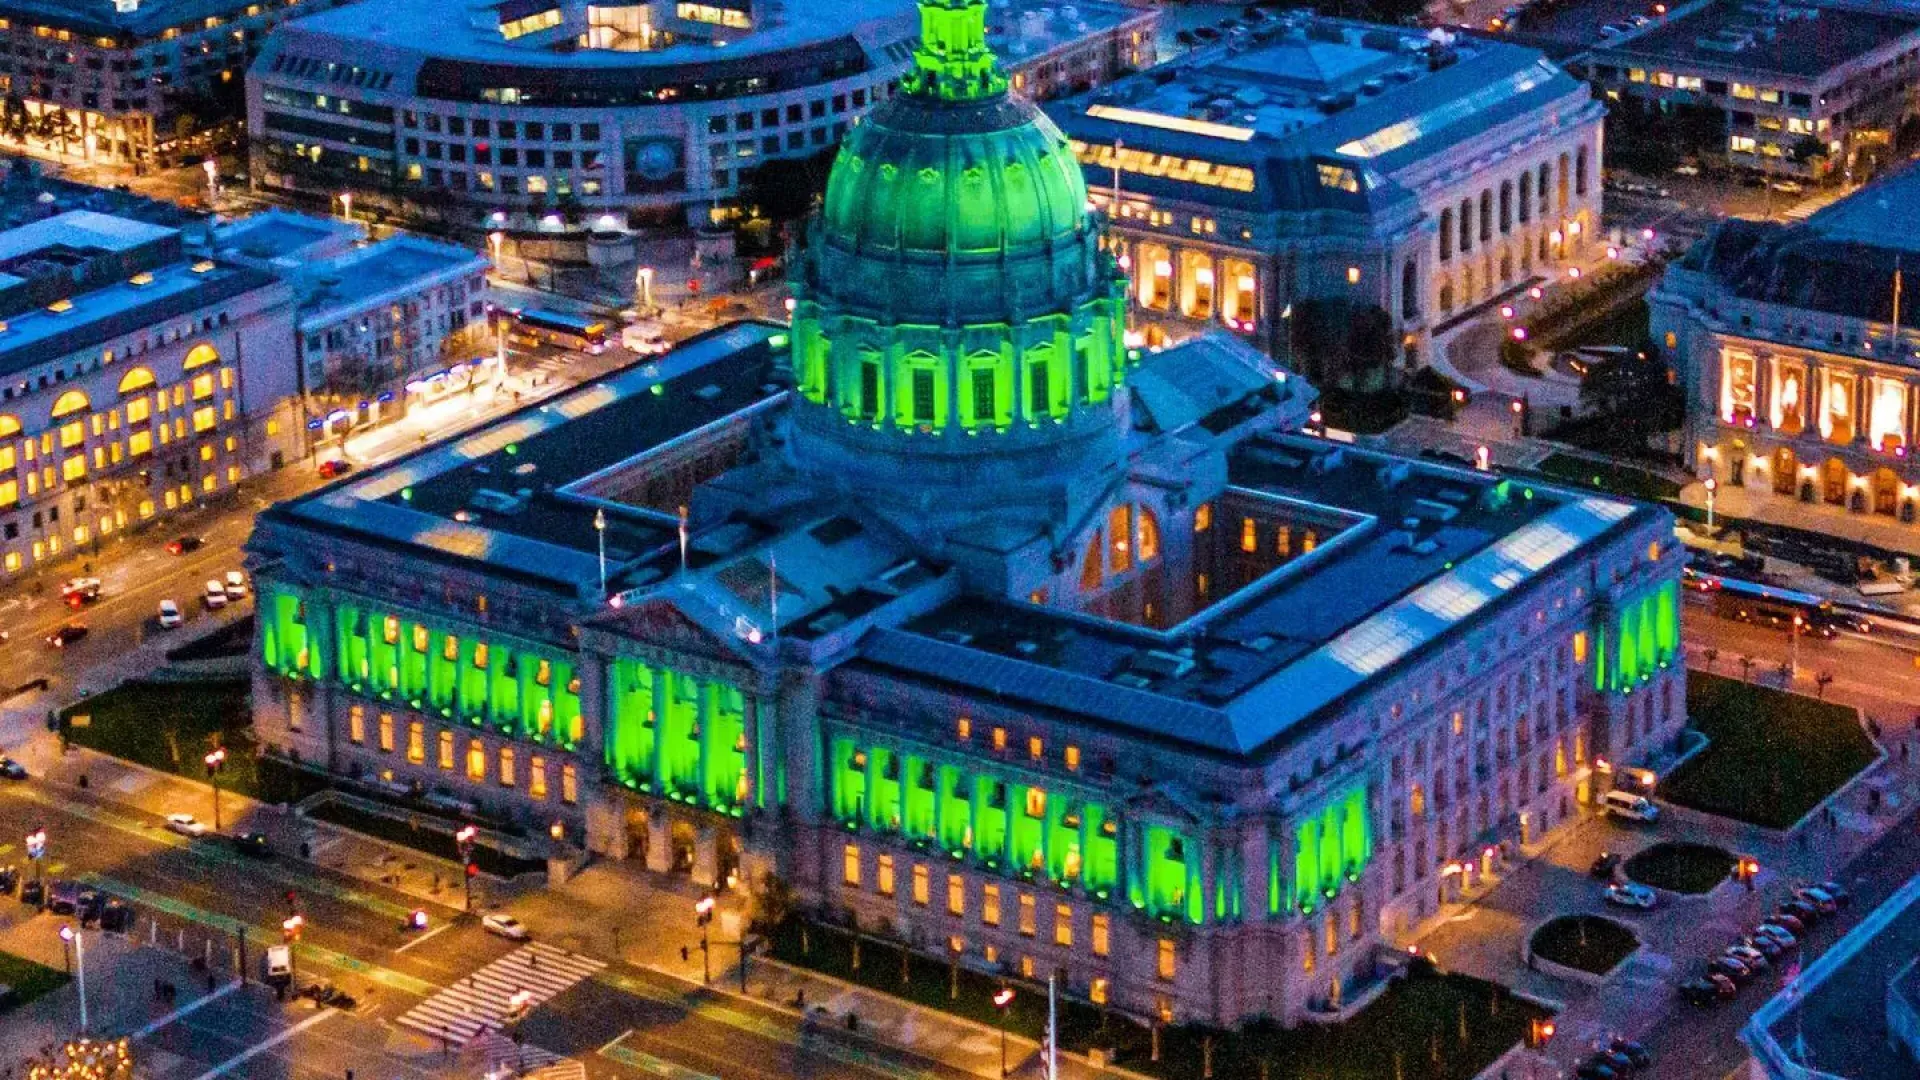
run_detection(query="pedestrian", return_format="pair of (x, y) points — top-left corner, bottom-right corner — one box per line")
(1902, 742), (1910, 764)
(206, 970), (216, 993)
(529, 952), (538, 971)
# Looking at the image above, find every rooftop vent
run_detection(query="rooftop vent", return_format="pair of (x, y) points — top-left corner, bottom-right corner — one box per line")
(1013, 640), (1041, 657)
(1131, 649), (1196, 679)
(934, 629), (975, 646)
(1378, 461), (1410, 489)
(1308, 447), (1346, 474)
(468, 488), (527, 516)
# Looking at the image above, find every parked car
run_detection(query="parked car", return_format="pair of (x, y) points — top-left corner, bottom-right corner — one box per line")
(1605, 882), (1658, 909)
(46, 880), (80, 915)
(203, 580), (229, 610)
(1755, 922), (1799, 950)
(166, 535), (204, 555)
(1770, 179), (1805, 194)
(1602, 790), (1660, 822)
(0, 866), (16, 894)
(1781, 899), (1822, 925)
(157, 599), (184, 630)
(232, 832), (272, 859)
(99, 899), (132, 933)
(1796, 886), (1839, 914)
(318, 459), (354, 479)
(46, 624), (89, 649)
(1607, 1035), (1650, 1069)
(1764, 912), (1806, 936)
(1726, 943), (1770, 972)
(165, 812), (211, 838)
(482, 914), (530, 940)
(19, 880), (43, 907)
(1573, 1060), (1617, 1080)
(1710, 955), (1753, 983)
(1815, 880), (1851, 908)
(0, 758), (25, 780)
(1591, 851), (1622, 879)
(1591, 1049), (1637, 1075)
(76, 889), (106, 923)
(224, 570), (248, 599)
(1744, 934), (1783, 960)
(1680, 977), (1725, 1006)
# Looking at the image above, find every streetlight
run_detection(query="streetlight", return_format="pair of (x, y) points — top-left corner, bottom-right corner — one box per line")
(594, 508), (608, 599)
(456, 825), (478, 913)
(59, 924), (86, 1032)
(635, 266), (654, 313)
(204, 747), (227, 832)
(1790, 614), (1803, 677)
(993, 986), (1015, 1078)
(26, 827), (46, 889)
(694, 895), (714, 985)
(337, 192), (353, 224)
(1705, 476), (1719, 532)
(487, 230), (505, 268)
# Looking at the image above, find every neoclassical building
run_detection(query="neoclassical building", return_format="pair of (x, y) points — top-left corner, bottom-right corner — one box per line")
(1045, 17), (1604, 371)
(248, 0), (1683, 1029)
(1655, 164), (1920, 525)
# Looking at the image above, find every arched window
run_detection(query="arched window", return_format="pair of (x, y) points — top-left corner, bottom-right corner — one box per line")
(1575, 146), (1589, 197)
(1498, 182), (1513, 233)
(1478, 190), (1492, 243)
(1438, 208), (1453, 262)
(116, 367), (156, 395)
(1137, 505), (1161, 562)
(1518, 176), (1531, 224)
(1401, 260), (1419, 320)
(182, 343), (219, 371)
(1537, 164), (1550, 212)
(1458, 199), (1473, 254)
(49, 390), (89, 419)
(0, 414), (17, 438)
(961, 349), (1007, 431)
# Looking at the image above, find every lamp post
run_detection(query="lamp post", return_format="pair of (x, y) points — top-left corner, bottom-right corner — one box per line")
(635, 267), (654, 314)
(1705, 476), (1718, 533)
(59, 924), (86, 1032)
(204, 747), (227, 832)
(694, 895), (714, 985)
(488, 230), (505, 270)
(993, 986), (1015, 1078)
(594, 508), (608, 599)
(337, 192), (353, 224)
(1790, 614), (1803, 678)
(456, 825), (478, 913)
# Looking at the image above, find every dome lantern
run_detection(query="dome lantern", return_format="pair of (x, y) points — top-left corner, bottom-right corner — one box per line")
(905, 0), (1008, 103)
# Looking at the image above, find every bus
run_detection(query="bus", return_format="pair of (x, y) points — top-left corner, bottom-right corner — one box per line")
(1684, 570), (1864, 637)
(505, 308), (608, 355)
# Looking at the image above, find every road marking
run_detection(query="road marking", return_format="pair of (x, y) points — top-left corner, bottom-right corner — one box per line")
(394, 921), (450, 953)
(127, 978), (241, 1040)
(598, 1030), (633, 1055)
(186, 1007), (334, 1080)
(601, 1042), (717, 1080)
(396, 941), (603, 1044)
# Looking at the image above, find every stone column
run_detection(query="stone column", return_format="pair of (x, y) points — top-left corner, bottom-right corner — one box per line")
(693, 823), (719, 888)
(649, 665), (668, 793)
(576, 651), (607, 766)
(645, 808), (672, 874)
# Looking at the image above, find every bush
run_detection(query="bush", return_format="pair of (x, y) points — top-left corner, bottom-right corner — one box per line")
(1530, 915), (1637, 974)
(1624, 842), (1732, 895)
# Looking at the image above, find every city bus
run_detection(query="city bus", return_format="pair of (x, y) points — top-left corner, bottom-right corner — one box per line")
(504, 308), (608, 355)
(1684, 570), (1863, 637)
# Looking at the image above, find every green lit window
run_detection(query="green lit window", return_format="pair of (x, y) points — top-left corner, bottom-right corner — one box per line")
(860, 357), (882, 420)
(911, 368), (935, 426)
(971, 370), (994, 426)
(1028, 357), (1049, 418)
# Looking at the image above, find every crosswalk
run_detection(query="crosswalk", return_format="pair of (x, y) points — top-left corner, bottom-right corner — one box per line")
(397, 941), (606, 1046)
(471, 1031), (586, 1080)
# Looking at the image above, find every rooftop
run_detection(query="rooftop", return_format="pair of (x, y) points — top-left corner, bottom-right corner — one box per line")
(983, 0), (1153, 65)
(1593, 0), (1920, 80)
(1047, 16), (1590, 213)
(1743, 870), (1920, 1078)
(0, 157), (207, 237)
(295, 235), (488, 326)
(0, 0), (288, 39)
(212, 209), (362, 269)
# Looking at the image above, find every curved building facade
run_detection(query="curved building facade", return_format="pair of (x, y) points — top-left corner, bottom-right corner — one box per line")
(244, 0), (1155, 229)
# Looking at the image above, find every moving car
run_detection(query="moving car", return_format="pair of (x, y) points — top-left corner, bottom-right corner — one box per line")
(223, 571), (248, 599)
(0, 758), (25, 780)
(232, 832), (272, 859)
(203, 580), (229, 610)
(482, 914), (530, 940)
(318, 459), (354, 479)
(165, 812), (211, 838)
(1604, 882), (1658, 909)
(61, 577), (102, 607)
(157, 600), (184, 630)
(46, 624), (88, 649)
(166, 535), (204, 555)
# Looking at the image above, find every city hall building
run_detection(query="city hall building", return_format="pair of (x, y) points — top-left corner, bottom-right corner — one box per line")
(1045, 15), (1604, 369)
(245, 0), (1154, 229)
(1655, 164), (1920, 528)
(248, 1), (1685, 1028)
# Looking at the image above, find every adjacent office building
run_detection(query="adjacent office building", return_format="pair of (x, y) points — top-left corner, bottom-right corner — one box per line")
(1047, 14), (1604, 369)
(245, 0), (1153, 229)
(247, 1), (1684, 1028)
(0, 209), (304, 577)
(1654, 163), (1920, 529)
(1582, 0), (1920, 179)
(0, 0), (354, 168)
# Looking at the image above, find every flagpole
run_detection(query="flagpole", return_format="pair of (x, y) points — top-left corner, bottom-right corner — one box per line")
(1047, 971), (1057, 1080)
(594, 508), (607, 598)
(768, 552), (779, 646)
(678, 504), (690, 575)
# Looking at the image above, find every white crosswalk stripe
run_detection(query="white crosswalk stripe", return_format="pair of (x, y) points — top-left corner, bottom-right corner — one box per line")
(398, 942), (606, 1046)
(470, 1032), (587, 1080)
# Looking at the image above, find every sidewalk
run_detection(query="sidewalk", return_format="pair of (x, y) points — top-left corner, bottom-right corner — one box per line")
(1676, 479), (1920, 563)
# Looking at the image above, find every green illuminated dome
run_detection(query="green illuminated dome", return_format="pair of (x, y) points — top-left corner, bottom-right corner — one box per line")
(785, 0), (1130, 528)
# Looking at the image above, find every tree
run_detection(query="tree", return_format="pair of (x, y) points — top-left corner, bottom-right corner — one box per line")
(739, 146), (839, 225)
(1579, 347), (1685, 446)
(1790, 135), (1829, 165)
(1289, 298), (1397, 392)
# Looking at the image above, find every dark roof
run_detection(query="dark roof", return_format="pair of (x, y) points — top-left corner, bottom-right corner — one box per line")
(1594, 1), (1920, 81)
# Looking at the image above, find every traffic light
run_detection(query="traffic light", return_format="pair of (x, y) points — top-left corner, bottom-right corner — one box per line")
(466, 862), (479, 879)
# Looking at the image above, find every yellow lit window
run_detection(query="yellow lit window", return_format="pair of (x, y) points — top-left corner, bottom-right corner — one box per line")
(61, 456), (85, 482)
(443, 634), (460, 662)
(843, 843), (861, 886)
(1157, 938), (1176, 979)
(912, 864), (930, 905)
(1054, 903), (1073, 946)
(0, 480), (14, 508)
(128, 431), (151, 456)
(957, 717), (971, 741)
(406, 720), (424, 763)
(992, 727), (1007, 752)
(1025, 787), (1046, 818)
(59, 421), (83, 448)
(382, 615), (400, 644)
(348, 705), (366, 744)
(529, 755), (548, 799)
(473, 643), (489, 669)
(466, 738), (486, 781)
(438, 730), (454, 769)
(983, 884), (1001, 926)
(412, 624), (429, 652)
(1241, 517), (1256, 553)
(947, 874), (965, 916)
(1018, 893), (1037, 936)
(192, 406), (216, 432)
(877, 854), (895, 896)
(561, 763), (577, 803)
(498, 746), (516, 787)
(191, 373), (215, 400)
(1027, 735), (1043, 761)
(125, 397), (150, 425)
(1572, 631), (1588, 665)
(535, 658), (552, 687)
(1194, 502), (1211, 532)
(1064, 745), (1080, 771)
(1092, 913), (1110, 956)
(379, 713), (395, 752)
(1090, 977), (1109, 1005)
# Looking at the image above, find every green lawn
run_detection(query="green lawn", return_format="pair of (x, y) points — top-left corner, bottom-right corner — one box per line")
(60, 679), (260, 796)
(165, 615), (255, 663)
(1624, 842), (1733, 895)
(0, 950), (71, 1011)
(1555, 298), (1650, 352)
(305, 798), (546, 877)
(1529, 915), (1638, 975)
(1534, 453), (1682, 502)
(770, 919), (1544, 1079)
(1662, 672), (1878, 829)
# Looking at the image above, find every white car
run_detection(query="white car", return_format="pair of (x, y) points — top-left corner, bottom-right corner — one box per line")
(157, 599), (183, 630)
(203, 580), (229, 610)
(482, 914), (530, 940)
(1604, 882), (1658, 910)
(165, 812), (211, 837)
(224, 570), (248, 599)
